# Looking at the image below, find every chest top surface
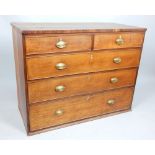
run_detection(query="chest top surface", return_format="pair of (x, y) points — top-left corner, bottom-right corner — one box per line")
(11, 22), (146, 34)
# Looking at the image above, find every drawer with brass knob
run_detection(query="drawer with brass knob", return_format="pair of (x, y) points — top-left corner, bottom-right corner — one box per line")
(26, 49), (141, 80)
(12, 23), (146, 135)
(29, 87), (134, 131)
(25, 34), (92, 55)
(94, 32), (145, 50)
(28, 68), (137, 103)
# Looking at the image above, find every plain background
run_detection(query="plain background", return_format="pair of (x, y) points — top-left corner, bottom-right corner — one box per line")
(0, 15), (155, 139)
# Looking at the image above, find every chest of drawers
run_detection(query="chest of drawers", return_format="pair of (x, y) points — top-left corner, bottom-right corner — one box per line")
(12, 23), (146, 135)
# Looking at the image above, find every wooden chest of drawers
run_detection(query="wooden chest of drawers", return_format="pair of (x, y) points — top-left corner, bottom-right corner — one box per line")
(12, 23), (146, 135)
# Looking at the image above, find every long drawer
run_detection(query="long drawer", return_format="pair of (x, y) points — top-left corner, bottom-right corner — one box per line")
(25, 34), (92, 55)
(94, 32), (144, 50)
(26, 49), (141, 80)
(28, 68), (137, 103)
(29, 87), (134, 131)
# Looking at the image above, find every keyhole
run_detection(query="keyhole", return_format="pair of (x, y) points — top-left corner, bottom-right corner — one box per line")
(86, 96), (91, 101)
(90, 53), (94, 63)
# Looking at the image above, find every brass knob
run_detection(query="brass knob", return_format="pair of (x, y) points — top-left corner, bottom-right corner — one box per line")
(54, 109), (64, 116)
(113, 57), (122, 64)
(56, 38), (66, 49)
(55, 63), (67, 70)
(107, 99), (115, 105)
(110, 77), (119, 83)
(115, 35), (124, 45)
(55, 85), (65, 92)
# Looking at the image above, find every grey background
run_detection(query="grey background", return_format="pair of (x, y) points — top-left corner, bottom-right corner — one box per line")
(0, 15), (155, 139)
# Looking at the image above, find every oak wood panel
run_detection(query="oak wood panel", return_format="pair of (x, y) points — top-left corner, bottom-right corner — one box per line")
(94, 32), (144, 50)
(91, 49), (141, 71)
(11, 23), (146, 135)
(11, 23), (146, 34)
(12, 28), (28, 131)
(26, 49), (141, 80)
(29, 109), (131, 135)
(25, 35), (92, 55)
(28, 68), (137, 103)
(29, 87), (134, 131)
(26, 52), (90, 80)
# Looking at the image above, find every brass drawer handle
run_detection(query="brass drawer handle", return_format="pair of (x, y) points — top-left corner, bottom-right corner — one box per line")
(55, 63), (67, 70)
(56, 38), (67, 49)
(115, 35), (124, 45)
(113, 57), (122, 64)
(54, 109), (64, 116)
(107, 99), (116, 105)
(55, 85), (65, 92)
(110, 77), (119, 83)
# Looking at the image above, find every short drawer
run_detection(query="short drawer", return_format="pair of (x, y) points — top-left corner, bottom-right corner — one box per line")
(94, 32), (144, 50)
(28, 68), (137, 103)
(29, 87), (134, 131)
(25, 34), (92, 55)
(26, 49), (141, 80)
(26, 52), (90, 80)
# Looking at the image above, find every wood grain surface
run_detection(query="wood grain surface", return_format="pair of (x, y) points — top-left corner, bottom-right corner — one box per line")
(11, 23), (146, 34)
(29, 87), (134, 131)
(26, 48), (141, 80)
(94, 32), (144, 50)
(25, 34), (92, 55)
(28, 68), (137, 103)
(12, 27), (29, 131)
(11, 23), (146, 135)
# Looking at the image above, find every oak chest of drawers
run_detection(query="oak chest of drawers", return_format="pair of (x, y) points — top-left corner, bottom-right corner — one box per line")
(12, 23), (146, 135)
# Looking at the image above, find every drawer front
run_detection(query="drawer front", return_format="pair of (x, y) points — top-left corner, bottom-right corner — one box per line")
(26, 49), (141, 80)
(28, 68), (137, 103)
(25, 35), (92, 55)
(91, 49), (141, 71)
(94, 32), (144, 50)
(29, 87), (134, 131)
(26, 52), (90, 80)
